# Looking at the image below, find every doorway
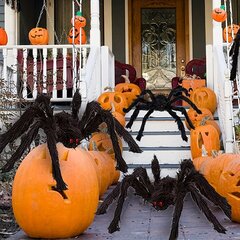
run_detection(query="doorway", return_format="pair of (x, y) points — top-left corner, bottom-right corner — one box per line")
(129, 0), (189, 92)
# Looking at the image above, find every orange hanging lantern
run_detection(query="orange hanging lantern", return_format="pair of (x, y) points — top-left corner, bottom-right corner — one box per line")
(212, 7), (227, 22)
(28, 27), (49, 45)
(223, 24), (240, 43)
(67, 27), (87, 44)
(0, 28), (8, 45)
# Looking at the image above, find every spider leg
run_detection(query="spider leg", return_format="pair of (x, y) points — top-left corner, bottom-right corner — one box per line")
(171, 105), (195, 129)
(169, 189), (187, 240)
(136, 109), (154, 141)
(1, 121), (41, 172)
(96, 182), (122, 215)
(108, 174), (150, 233)
(71, 89), (81, 121)
(170, 95), (202, 114)
(167, 86), (190, 100)
(189, 184), (227, 233)
(151, 155), (161, 183)
(167, 109), (188, 142)
(114, 119), (142, 153)
(125, 107), (140, 129)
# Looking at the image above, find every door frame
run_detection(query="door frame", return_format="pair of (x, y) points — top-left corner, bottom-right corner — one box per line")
(127, 0), (190, 78)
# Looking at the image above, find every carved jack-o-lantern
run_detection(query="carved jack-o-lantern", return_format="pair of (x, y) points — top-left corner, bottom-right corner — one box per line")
(98, 91), (128, 115)
(72, 15), (87, 28)
(223, 24), (240, 43)
(190, 87), (217, 114)
(115, 83), (141, 106)
(12, 143), (99, 238)
(28, 27), (49, 45)
(190, 124), (220, 159)
(212, 7), (227, 22)
(0, 28), (8, 45)
(67, 27), (87, 45)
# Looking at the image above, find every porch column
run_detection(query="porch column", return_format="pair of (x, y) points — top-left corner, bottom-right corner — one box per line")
(90, 0), (101, 46)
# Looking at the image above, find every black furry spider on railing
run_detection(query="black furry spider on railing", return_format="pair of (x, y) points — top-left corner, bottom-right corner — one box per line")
(97, 156), (231, 240)
(123, 87), (202, 141)
(0, 90), (142, 194)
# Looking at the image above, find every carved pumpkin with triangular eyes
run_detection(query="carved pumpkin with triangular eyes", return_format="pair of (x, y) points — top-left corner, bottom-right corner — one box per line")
(67, 27), (87, 44)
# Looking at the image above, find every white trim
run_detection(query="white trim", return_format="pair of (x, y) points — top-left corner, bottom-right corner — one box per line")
(103, 0), (112, 50)
(47, 0), (55, 45)
(188, 0), (193, 60)
(125, 0), (129, 63)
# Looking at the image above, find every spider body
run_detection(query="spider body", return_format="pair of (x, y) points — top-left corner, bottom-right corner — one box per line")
(123, 87), (202, 141)
(97, 156), (231, 240)
(0, 90), (141, 194)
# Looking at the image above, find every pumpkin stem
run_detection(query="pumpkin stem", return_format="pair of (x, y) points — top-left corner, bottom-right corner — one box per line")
(91, 140), (98, 151)
(200, 116), (211, 126)
(121, 75), (130, 83)
(110, 102), (116, 113)
(104, 86), (114, 91)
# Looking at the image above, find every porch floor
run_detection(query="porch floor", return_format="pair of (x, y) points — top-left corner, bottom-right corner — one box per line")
(8, 186), (240, 240)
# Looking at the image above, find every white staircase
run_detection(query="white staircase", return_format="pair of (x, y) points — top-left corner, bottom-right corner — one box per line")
(122, 110), (192, 177)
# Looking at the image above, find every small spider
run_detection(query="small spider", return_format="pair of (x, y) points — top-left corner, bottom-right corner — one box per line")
(97, 156), (231, 240)
(0, 90), (141, 194)
(123, 87), (202, 141)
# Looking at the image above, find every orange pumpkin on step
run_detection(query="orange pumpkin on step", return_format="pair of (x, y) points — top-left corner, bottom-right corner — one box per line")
(190, 124), (220, 159)
(12, 143), (99, 239)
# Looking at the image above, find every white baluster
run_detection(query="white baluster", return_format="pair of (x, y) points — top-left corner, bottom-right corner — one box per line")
(52, 48), (57, 99)
(32, 48), (38, 99)
(62, 48), (67, 98)
(12, 48), (18, 95)
(42, 48), (48, 94)
(22, 49), (28, 99)
(2, 49), (8, 88)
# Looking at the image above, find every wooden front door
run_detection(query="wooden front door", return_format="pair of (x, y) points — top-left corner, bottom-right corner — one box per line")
(129, 0), (189, 92)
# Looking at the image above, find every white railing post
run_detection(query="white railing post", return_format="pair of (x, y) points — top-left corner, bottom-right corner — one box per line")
(90, 0), (101, 47)
(224, 70), (234, 152)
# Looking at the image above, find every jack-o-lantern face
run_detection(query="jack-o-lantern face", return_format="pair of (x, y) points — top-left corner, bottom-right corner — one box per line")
(223, 24), (240, 43)
(190, 125), (220, 159)
(98, 91), (128, 115)
(212, 8), (227, 22)
(28, 27), (49, 45)
(115, 83), (141, 106)
(67, 27), (87, 44)
(190, 87), (217, 114)
(72, 15), (87, 28)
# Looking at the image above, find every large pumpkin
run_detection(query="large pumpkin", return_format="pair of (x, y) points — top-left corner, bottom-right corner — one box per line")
(98, 91), (128, 115)
(0, 28), (8, 45)
(190, 87), (217, 114)
(67, 27), (87, 44)
(12, 143), (99, 239)
(114, 83), (141, 106)
(28, 27), (49, 45)
(212, 7), (227, 22)
(190, 125), (220, 159)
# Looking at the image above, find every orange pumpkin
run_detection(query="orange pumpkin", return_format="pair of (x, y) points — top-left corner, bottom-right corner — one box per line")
(185, 108), (221, 136)
(89, 132), (123, 159)
(0, 28), (8, 45)
(67, 27), (87, 45)
(190, 125), (220, 159)
(223, 24), (240, 43)
(28, 27), (49, 45)
(98, 91), (128, 115)
(115, 83), (141, 106)
(112, 111), (126, 127)
(71, 12), (87, 28)
(190, 87), (217, 114)
(212, 7), (227, 22)
(192, 155), (212, 171)
(12, 143), (99, 238)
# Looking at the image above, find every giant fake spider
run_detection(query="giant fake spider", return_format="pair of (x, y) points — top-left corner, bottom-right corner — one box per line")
(123, 87), (202, 141)
(97, 156), (231, 240)
(0, 90), (141, 194)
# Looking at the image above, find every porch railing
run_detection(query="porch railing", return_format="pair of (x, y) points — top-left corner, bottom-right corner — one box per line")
(0, 44), (115, 107)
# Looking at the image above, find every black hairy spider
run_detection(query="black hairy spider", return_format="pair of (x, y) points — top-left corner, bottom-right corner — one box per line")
(97, 156), (231, 240)
(123, 87), (202, 141)
(0, 90), (141, 194)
